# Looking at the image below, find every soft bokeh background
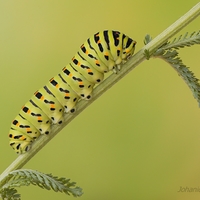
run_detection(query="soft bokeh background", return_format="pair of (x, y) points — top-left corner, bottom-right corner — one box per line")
(0, 1), (200, 199)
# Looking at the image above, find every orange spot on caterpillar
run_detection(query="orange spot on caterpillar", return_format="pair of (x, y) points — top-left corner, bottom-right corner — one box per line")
(69, 73), (73, 78)
(21, 135), (26, 140)
(97, 40), (101, 44)
(41, 96), (44, 100)
(26, 128), (31, 132)
(50, 104), (55, 108)
(37, 116), (42, 121)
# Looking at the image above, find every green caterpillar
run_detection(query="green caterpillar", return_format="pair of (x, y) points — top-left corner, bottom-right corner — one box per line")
(9, 30), (137, 154)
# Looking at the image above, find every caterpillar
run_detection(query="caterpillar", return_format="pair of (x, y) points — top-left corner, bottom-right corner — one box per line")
(9, 30), (137, 154)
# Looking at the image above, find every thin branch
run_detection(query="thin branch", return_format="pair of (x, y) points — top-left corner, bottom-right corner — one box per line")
(0, 2), (200, 186)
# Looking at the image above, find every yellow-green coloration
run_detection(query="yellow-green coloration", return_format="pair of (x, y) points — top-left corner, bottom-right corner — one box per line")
(9, 30), (136, 154)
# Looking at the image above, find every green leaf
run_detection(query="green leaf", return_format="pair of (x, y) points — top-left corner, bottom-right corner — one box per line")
(1, 169), (83, 198)
(161, 30), (200, 50)
(0, 188), (21, 200)
(153, 48), (200, 106)
(144, 34), (152, 45)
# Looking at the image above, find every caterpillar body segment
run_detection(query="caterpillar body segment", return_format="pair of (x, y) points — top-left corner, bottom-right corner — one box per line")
(19, 101), (52, 135)
(32, 87), (64, 124)
(46, 75), (80, 113)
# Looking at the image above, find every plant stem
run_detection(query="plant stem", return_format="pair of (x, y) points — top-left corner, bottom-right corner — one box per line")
(0, 2), (200, 186)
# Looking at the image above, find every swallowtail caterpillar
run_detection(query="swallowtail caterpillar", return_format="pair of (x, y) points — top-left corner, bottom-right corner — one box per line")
(9, 30), (136, 154)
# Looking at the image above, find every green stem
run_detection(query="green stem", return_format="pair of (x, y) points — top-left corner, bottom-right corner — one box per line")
(0, 2), (200, 186)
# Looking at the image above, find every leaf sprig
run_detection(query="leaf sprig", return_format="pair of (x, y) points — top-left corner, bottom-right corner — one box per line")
(0, 169), (83, 200)
(0, 188), (20, 200)
(144, 31), (200, 106)
(163, 30), (200, 50)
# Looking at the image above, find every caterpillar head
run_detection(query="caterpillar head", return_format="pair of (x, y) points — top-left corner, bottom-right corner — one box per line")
(122, 37), (137, 60)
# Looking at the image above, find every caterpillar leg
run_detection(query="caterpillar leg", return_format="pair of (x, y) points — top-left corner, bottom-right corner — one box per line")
(112, 65), (121, 74)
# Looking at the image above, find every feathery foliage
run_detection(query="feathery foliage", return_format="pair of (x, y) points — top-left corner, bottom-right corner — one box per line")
(0, 169), (83, 199)
(0, 188), (20, 200)
(144, 31), (200, 106)
(163, 30), (200, 50)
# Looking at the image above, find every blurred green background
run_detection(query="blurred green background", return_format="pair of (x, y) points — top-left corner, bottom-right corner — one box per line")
(0, 0), (200, 199)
